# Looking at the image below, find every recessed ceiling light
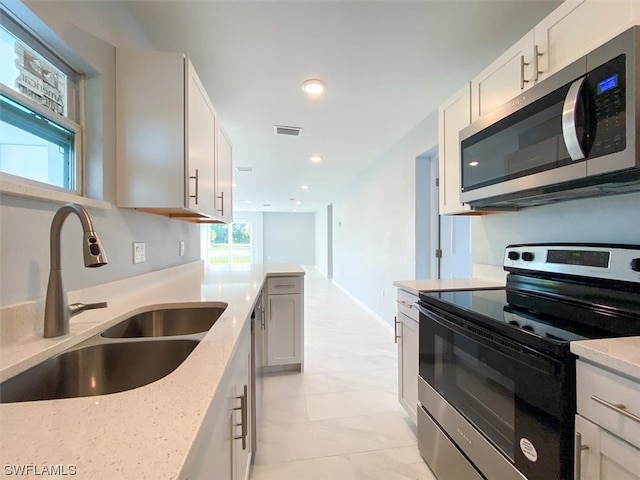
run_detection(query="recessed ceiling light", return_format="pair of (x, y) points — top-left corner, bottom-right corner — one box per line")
(232, 183), (238, 188)
(310, 155), (322, 163)
(296, 201), (302, 205)
(301, 185), (309, 190)
(468, 161), (479, 167)
(245, 200), (251, 204)
(293, 209), (298, 212)
(301, 78), (326, 96)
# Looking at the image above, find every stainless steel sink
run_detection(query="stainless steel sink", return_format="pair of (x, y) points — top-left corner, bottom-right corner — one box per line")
(0, 339), (199, 403)
(101, 306), (226, 338)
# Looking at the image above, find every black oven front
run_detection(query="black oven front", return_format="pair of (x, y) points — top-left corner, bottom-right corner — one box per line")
(417, 299), (575, 480)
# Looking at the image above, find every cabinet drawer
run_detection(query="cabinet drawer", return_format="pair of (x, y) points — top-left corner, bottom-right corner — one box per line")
(396, 289), (418, 322)
(267, 276), (302, 295)
(577, 360), (640, 449)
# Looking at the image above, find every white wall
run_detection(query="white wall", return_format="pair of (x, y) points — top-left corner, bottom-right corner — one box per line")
(315, 207), (328, 276)
(263, 212), (315, 265)
(0, 1), (201, 307)
(472, 192), (640, 269)
(332, 112), (438, 327)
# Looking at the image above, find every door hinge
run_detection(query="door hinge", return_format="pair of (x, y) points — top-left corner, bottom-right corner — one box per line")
(435, 249), (443, 259)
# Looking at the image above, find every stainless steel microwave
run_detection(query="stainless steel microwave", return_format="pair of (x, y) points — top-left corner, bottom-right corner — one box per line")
(459, 26), (640, 208)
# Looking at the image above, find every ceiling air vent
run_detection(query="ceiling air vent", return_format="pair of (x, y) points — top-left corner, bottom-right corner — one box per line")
(235, 166), (254, 173)
(274, 125), (302, 137)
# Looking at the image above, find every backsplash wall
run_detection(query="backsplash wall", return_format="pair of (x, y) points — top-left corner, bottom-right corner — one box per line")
(472, 191), (640, 267)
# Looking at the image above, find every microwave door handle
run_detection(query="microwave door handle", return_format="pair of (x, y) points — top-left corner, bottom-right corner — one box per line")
(562, 77), (587, 161)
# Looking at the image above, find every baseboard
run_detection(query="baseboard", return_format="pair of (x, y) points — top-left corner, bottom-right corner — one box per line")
(331, 280), (394, 333)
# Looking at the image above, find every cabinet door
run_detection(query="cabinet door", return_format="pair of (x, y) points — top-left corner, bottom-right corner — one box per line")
(438, 83), (471, 215)
(186, 60), (217, 217)
(232, 340), (252, 480)
(266, 294), (302, 366)
(575, 415), (601, 480)
(398, 312), (418, 424)
(575, 414), (640, 480)
(536, 0), (636, 82)
(470, 31), (535, 122)
(216, 124), (234, 223)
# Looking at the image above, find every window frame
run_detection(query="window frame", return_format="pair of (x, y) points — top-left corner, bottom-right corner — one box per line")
(0, 7), (85, 197)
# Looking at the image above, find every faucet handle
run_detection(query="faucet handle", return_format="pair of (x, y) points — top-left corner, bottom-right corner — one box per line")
(69, 302), (108, 316)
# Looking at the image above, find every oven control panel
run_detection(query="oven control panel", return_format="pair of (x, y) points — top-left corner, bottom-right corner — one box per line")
(504, 244), (640, 283)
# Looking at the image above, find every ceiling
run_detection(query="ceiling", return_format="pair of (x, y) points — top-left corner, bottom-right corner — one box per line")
(122, 0), (561, 214)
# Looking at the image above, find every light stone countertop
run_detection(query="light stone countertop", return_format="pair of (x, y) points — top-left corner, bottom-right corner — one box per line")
(393, 278), (505, 296)
(571, 336), (640, 381)
(0, 262), (304, 479)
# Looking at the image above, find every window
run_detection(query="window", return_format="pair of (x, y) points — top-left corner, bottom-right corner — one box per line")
(208, 223), (253, 267)
(0, 9), (82, 192)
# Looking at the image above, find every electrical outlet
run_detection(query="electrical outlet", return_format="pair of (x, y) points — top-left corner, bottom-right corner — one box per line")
(133, 242), (145, 264)
(179, 241), (185, 256)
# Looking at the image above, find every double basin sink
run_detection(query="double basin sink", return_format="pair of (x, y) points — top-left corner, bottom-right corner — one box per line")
(0, 305), (227, 404)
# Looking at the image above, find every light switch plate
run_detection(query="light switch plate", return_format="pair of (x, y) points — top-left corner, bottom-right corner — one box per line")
(133, 242), (145, 264)
(179, 241), (185, 257)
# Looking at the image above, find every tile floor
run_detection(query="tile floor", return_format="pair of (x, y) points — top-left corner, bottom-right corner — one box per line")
(250, 268), (437, 480)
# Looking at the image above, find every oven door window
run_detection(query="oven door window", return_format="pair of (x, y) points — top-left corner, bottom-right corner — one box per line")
(419, 308), (571, 480)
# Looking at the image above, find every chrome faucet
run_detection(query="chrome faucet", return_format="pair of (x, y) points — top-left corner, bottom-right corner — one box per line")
(44, 203), (109, 338)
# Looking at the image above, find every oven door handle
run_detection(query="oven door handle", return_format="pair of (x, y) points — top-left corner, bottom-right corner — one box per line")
(416, 303), (559, 374)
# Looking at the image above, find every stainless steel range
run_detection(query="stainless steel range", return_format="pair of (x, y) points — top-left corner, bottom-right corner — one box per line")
(416, 243), (640, 480)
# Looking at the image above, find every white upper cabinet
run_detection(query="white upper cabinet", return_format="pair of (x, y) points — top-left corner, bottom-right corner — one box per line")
(186, 60), (217, 217)
(116, 47), (233, 222)
(216, 123), (234, 223)
(438, 83), (472, 215)
(537, 0), (640, 83)
(472, 0), (640, 122)
(471, 31), (536, 122)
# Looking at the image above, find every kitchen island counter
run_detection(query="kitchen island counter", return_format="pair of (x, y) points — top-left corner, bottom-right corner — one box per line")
(0, 262), (304, 479)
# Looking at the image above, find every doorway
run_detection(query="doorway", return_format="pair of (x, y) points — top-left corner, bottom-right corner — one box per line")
(415, 152), (472, 279)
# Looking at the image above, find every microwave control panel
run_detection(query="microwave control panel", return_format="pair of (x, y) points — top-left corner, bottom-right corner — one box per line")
(587, 54), (626, 158)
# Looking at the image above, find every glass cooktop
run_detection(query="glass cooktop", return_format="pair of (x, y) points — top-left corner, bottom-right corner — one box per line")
(419, 288), (639, 351)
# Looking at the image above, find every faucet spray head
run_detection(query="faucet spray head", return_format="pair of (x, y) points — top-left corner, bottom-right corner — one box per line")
(83, 232), (108, 267)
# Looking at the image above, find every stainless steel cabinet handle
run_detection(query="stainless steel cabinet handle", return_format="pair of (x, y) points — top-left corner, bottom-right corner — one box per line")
(591, 394), (640, 424)
(534, 44), (543, 81)
(394, 316), (401, 344)
(189, 169), (199, 205)
(233, 385), (248, 450)
(520, 55), (530, 90)
(269, 299), (272, 320)
(217, 191), (224, 215)
(574, 431), (589, 480)
(274, 284), (296, 288)
(396, 300), (413, 308)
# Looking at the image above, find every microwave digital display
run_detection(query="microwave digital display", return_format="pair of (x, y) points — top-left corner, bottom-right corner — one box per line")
(598, 74), (618, 94)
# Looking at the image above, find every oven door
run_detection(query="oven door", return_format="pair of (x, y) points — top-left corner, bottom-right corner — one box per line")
(417, 302), (574, 480)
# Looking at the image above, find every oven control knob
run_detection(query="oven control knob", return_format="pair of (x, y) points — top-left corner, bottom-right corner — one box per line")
(522, 252), (535, 262)
(508, 251), (520, 261)
(522, 325), (535, 333)
(631, 258), (640, 272)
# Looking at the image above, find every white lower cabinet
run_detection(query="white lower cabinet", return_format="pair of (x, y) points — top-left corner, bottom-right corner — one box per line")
(179, 323), (252, 480)
(396, 289), (419, 424)
(575, 360), (640, 480)
(265, 276), (304, 370)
